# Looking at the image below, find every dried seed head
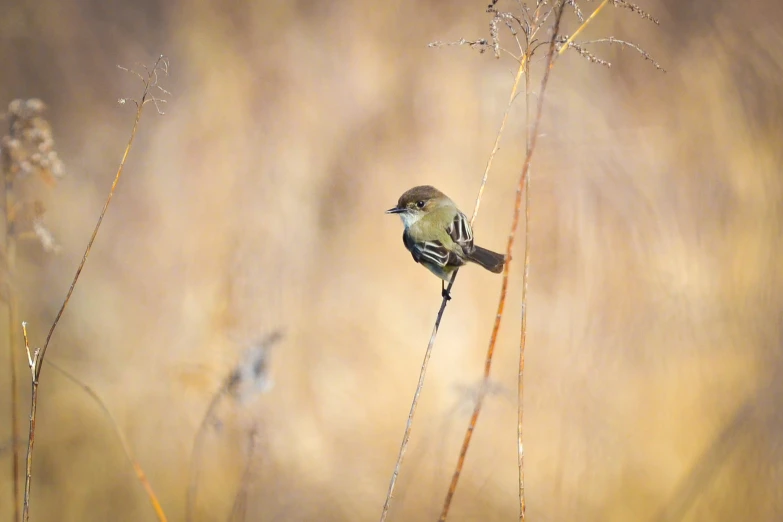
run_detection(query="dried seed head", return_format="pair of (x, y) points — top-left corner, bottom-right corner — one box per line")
(50, 157), (65, 179)
(32, 219), (61, 254)
(2, 98), (66, 184)
(611, 0), (660, 25)
(7, 99), (24, 116)
(226, 331), (283, 404)
(24, 99), (46, 114)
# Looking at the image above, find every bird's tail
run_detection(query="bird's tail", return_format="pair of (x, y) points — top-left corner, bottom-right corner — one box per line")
(466, 245), (505, 274)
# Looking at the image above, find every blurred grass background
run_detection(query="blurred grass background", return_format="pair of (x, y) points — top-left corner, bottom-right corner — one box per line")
(1, 0), (782, 520)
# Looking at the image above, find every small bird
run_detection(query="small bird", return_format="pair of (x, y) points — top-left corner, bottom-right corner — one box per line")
(386, 185), (505, 300)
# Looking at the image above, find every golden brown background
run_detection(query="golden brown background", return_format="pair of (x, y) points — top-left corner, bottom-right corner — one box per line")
(2, 0), (782, 520)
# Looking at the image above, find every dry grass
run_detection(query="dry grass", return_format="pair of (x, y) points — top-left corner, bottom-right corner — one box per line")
(1, 0), (782, 520)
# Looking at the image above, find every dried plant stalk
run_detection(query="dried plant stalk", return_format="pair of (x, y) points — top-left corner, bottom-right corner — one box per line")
(48, 361), (168, 521)
(6, 292), (19, 522)
(439, 6), (567, 520)
(19, 55), (169, 522)
(2, 96), (66, 522)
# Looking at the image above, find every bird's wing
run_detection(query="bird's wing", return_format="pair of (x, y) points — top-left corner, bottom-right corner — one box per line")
(446, 211), (474, 253)
(404, 230), (465, 268)
(403, 229), (421, 262)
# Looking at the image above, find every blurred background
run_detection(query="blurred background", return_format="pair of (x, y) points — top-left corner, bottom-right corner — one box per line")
(1, 0), (782, 520)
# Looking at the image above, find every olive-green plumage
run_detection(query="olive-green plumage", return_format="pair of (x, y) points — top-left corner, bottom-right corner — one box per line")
(386, 186), (505, 288)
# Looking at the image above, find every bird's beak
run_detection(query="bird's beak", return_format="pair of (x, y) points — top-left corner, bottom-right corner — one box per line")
(385, 207), (405, 214)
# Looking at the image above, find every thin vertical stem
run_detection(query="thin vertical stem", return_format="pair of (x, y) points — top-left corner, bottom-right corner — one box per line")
(8, 294), (20, 522)
(21, 100), (144, 519)
(4, 165), (21, 522)
(518, 38), (533, 522)
(378, 271), (457, 522)
(20, 322), (34, 522)
(470, 54), (529, 226)
(439, 4), (566, 520)
(20, 55), (167, 521)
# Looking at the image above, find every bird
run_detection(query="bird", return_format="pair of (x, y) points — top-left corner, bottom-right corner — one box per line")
(386, 185), (505, 300)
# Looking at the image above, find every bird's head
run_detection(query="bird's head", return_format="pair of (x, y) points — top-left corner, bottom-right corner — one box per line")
(385, 185), (451, 227)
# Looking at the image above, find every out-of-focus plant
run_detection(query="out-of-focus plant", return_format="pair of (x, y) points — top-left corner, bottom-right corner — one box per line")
(1, 97), (65, 522)
(186, 330), (281, 522)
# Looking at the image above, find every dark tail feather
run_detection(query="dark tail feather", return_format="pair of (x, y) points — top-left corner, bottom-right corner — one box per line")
(466, 245), (505, 274)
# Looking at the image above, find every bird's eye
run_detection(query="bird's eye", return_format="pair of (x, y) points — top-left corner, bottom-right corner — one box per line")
(416, 200), (425, 208)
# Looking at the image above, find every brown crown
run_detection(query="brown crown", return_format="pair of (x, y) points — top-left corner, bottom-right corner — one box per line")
(396, 185), (447, 208)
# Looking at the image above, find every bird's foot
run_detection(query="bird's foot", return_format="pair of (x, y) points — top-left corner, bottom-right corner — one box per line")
(441, 284), (452, 301)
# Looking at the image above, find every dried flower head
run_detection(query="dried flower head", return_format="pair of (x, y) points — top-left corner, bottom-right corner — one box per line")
(2, 97), (65, 254)
(429, 0), (662, 74)
(226, 330), (283, 404)
(2, 98), (65, 183)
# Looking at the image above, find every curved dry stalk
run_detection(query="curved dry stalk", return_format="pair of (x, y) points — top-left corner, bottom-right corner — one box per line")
(438, 4), (567, 521)
(20, 55), (168, 522)
(47, 361), (168, 521)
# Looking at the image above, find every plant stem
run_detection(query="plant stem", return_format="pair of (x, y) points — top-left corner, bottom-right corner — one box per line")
(3, 142), (21, 522)
(20, 55), (166, 521)
(7, 292), (20, 522)
(518, 37), (533, 522)
(378, 270), (458, 522)
(20, 322), (34, 522)
(48, 361), (168, 521)
(438, 4), (566, 521)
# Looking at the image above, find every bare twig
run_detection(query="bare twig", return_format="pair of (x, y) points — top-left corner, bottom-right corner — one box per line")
(439, 3), (567, 521)
(20, 55), (168, 522)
